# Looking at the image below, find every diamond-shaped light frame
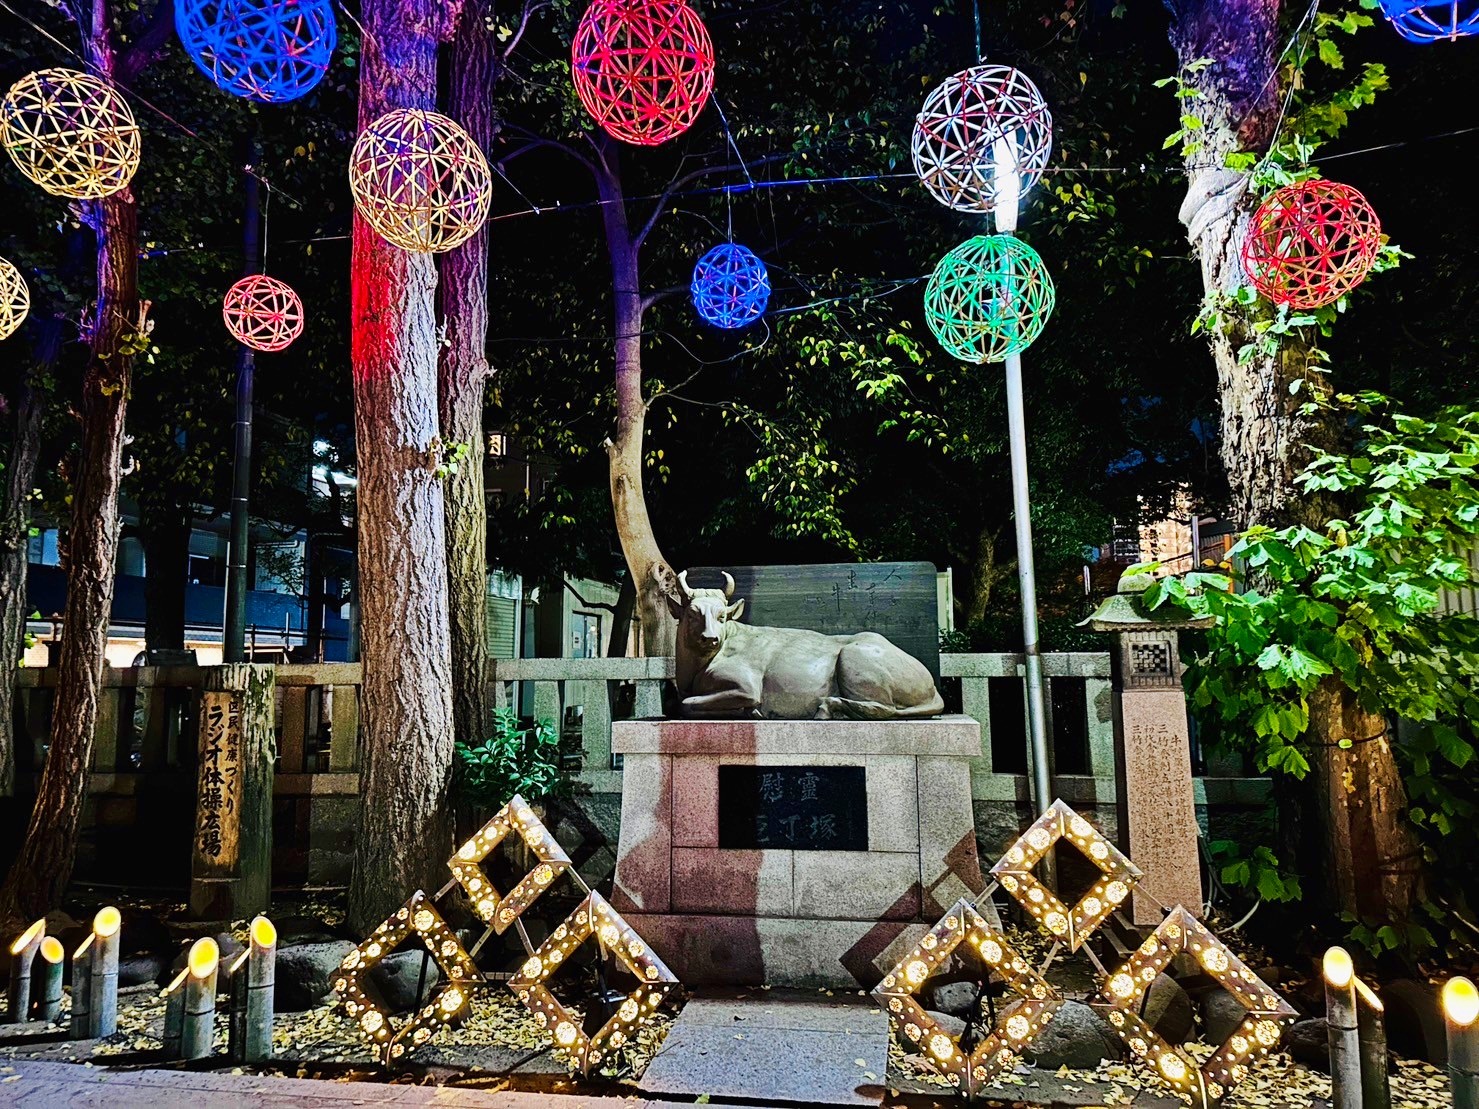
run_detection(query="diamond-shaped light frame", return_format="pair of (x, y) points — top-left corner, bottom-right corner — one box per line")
(332, 890), (481, 1064)
(448, 794), (572, 935)
(990, 799), (1142, 952)
(1091, 905), (1297, 1105)
(874, 898), (1063, 1097)
(508, 890), (678, 1076)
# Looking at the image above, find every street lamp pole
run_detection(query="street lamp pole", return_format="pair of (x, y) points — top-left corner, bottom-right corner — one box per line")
(223, 137), (260, 663)
(993, 135), (1053, 818)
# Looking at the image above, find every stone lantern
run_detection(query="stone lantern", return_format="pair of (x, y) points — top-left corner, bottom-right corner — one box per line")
(1081, 571), (1213, 926)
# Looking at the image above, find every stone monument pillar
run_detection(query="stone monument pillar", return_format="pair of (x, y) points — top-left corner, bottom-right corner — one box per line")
(189, 663), (276, 919)
(1082, 573), (1209, 926)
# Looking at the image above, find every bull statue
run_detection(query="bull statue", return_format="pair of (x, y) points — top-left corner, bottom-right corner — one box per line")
(662, 569), (944, 720)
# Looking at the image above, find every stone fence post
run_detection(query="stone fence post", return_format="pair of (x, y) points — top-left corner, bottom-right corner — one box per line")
(189, 663), (276, 919)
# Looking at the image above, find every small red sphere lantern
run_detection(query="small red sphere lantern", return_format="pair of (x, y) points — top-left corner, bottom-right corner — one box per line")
(570, 0), (715, 146)
(223, 274), (304, 352)
(1241, 179), (1382, 310)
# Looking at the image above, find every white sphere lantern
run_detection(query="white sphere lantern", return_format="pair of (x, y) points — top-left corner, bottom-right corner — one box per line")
(911, 64), (1052, 215)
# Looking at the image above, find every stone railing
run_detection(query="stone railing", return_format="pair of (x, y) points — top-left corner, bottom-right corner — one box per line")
(488, 656), (673, 794)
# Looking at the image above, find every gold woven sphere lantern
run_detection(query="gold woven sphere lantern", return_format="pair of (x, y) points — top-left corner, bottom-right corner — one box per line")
(1, 68), (141, 199)
(348, 108), (491, 253)
(0, 256), (28, 340)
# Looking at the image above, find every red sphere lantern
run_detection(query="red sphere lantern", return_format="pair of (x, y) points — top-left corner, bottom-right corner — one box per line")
(1241, 179), (1382, 310)
(223, 274), (303, 352)
(571, 0), (715, 146)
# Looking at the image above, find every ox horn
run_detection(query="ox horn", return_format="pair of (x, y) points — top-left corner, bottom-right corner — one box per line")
(722, 571), (736, 599)
(677, 569), (692, 599)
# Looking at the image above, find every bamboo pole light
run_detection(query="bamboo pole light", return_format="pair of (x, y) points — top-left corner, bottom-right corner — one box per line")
(1, 68), (140, 199)
(1447, 977), (1479, 1109)
(691, 243), (770, 328)
(507, 890), (680, 1077)
(69, 934), (92, 1040)
(175, 0), (338, 103)
(925, 234), (1055, 364)
(874, 898), (1064, 1096)
(571, 0), (715, 146)
(88, 906), (122, 1038)
(349, 108), (491, 253)
(223, 273), (304, 351)
(1241, 179), (1382, 310)
(912, 64), (1053, 214)
(1378, 0), (1479, 40)
(0, 255), (28, 340)
(181, 937), (220, 1060)
(36, 937), (65, 1024)
(448, 794), (572, 935)
(6, 919), (45, 1023)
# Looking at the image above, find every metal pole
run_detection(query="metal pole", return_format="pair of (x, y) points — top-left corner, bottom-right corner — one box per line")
(223, 136), (261, 663)
(993, 133), (1052, 819)
(1004, 351), (1052, 816)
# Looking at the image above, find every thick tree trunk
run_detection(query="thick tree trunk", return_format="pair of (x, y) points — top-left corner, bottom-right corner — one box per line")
(1166, 0), (1422, 925)
(0, 183), (139, 927)
(347, 0), (464, 934)
(595, 155), (676, 658)
(138, 506), (191, 652)
(1167, 0), (1331, 528)
(606, 575), (636, 657)
(0, 331), (55, 796)
(438, 2), (498, 749)
(963, 525), (1004, 627)
(1308, 682), (1422, 922)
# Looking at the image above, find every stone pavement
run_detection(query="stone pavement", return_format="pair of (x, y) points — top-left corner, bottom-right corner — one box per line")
(639, 989), (889, 1105)
(0, 1058), (756, 1108)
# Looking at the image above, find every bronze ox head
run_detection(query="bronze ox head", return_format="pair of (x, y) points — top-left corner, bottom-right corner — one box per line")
(663, 569), (746, 657)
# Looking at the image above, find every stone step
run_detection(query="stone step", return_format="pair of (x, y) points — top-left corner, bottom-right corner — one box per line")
(639, 989), (888, 1107)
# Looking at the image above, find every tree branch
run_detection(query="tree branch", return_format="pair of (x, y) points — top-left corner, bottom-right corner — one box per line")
(634, 151), (792, 249)
(118, 0), (176, 84)
(563, 578), (618, 614)
(498, 0), (552, 61)
(497, 128), (597, 178)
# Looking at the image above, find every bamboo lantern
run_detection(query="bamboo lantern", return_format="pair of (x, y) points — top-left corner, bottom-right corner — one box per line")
(36, 937), (65, 1023)
(229, 916), (276, 1063)
(1, 68), (141, 199)
(1354, 976), (1391, 1109)
(161, 968), (189, 1058)
(1324, 947), (1361, 1109)
(348, 108), (491, 253)
(0, 255), (28, 341)
(6, 919), (45, 1023)
(181, 937), (220, 1059)
(69, 934), (93, 1040)
(1446, 977), (1479, 1109)
(88, 906), (122, 1038)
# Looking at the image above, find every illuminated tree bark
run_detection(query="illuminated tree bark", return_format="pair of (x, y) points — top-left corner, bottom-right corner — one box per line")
(1165, 0), (1420, 924)
(347, 0), (466, 933)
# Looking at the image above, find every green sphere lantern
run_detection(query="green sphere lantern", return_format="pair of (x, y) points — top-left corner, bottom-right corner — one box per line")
(924, 234), (1054, 364)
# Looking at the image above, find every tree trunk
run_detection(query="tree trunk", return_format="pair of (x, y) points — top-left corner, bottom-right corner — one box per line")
(606, 574), (636, 657)
(347, 0), (465, 934)
(595, 152), (676, 658)
(1308, 681), (1422, 923)
(0, 181), (139, 927)
(963, 525), (1005, 627)
(438, 1), (498, 750)
(138, 505), (191, 652)
(1166, 0), (1421, 926)
(1166, 0), (1332, 528)
(0, 328), (56, 797)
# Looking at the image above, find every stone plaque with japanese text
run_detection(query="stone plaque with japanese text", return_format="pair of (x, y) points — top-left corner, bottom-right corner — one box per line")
(685, 562), (940, 680)
(717, 765), (868, 851)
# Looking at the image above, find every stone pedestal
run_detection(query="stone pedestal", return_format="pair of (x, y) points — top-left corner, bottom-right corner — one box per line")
(610, 716), (985, 987)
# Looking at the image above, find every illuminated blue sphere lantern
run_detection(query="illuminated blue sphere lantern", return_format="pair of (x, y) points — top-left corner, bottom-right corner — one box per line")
(1377, 0), (1479, 39)
(175, 0), (337, 103)
(691, 243), (770, 328)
